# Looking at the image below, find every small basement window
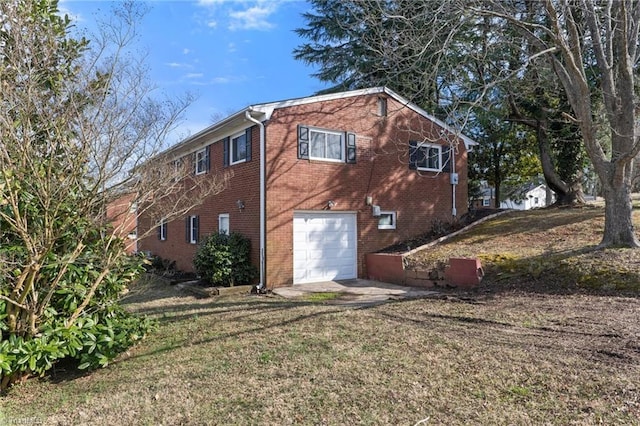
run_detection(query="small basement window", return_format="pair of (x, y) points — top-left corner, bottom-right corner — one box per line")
(378, 211), (396, 230)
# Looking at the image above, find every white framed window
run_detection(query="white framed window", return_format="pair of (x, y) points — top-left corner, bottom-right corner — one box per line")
(187, 215), (199, 244)
(173, 158), (183, 181)
(378, 211), (397, 230)
(159, 218), (167, 241)
(230, 132), (248, 165)
(309, 128), (344, 162)
(218, 213), (229, 235)
(482, 198), (490, 207)
(415, 143), (442, 172)
(195, 148), (208, 175)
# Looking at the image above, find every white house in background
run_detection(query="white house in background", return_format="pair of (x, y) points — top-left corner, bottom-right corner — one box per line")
(500, 184), (555, 210)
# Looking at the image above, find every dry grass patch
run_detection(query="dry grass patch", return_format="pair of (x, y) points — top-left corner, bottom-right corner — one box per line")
(406, 206), (640, 293)
(2, 205), (640, 425)
(2, 277), (639, 425)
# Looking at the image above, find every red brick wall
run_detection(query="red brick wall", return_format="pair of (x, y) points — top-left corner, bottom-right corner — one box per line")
(138, 126), (261, 274)
(106, 192), (137, 254)
(138, 92), (470, 287)
(264, 94), (469, 287)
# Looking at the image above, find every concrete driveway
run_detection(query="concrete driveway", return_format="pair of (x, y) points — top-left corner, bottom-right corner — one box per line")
(272, 279), (439, 305)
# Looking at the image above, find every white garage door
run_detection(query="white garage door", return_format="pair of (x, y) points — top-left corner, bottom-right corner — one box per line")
(293, 212), (357, 284)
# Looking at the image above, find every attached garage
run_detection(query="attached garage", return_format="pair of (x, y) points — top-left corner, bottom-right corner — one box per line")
(293, 212), (357, 284)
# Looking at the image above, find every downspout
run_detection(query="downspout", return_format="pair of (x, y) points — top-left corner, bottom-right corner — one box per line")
(245, 110), (266, 289)
(451, 142), (457, 217)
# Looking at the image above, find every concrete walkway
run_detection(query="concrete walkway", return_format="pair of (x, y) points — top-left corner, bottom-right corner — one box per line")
(272, 279), (439, 305)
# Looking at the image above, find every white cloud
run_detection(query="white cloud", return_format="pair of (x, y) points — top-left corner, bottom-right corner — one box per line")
(183, 48), (192, 55)
(228, 3), (278, 31)
(228, 42), (237, 53)
(185, 73), (204, 79)
(207, 21), (218, 28)
(166, 62), (192, 69)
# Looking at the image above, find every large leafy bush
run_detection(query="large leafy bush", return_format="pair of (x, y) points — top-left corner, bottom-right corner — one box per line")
(0, 227), (154, 389)
(194, 232), (257, 286)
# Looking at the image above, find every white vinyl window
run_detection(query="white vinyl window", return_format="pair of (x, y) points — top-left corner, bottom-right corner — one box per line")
(173, 159), (183, 182)
(309, 128), (344, 162)
(188, 215), (199, 244)
(231, 132), (247, 165)
(378, 211), (397, 230)
(195, 148), (208, 175)
(415, 143), (442, 172)
(218, 213), (230, 235)
(159, 218), (167, 241)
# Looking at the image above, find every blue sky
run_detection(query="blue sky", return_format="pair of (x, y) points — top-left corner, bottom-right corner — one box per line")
(59, 0), (327, 141)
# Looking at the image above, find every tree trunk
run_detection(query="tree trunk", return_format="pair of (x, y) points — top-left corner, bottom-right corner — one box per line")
(600, 183), (640, 247)
(536, 123), (586, 206)
(552, 179), (586, 206)
(492, 147), (501, 205)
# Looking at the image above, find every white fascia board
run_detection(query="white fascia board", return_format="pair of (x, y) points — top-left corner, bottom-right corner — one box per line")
(381, 87), (478, 150)
(250, 86), (387, 116)
(161, 109), (267, 160)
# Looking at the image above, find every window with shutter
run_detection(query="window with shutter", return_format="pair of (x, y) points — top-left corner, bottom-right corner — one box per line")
(229, 129), (249, 165)
(186, 215), (199, 244)
(442, 145), (451, 172)
(223, 137), (230, 167)
(195, 148), (208, 175)
(298, 125), (309, 159)
(158, 218), (167, 241)
(409, 141), (443, 172)
(346, 132), (356, 164)
(298, 125), (355, 163)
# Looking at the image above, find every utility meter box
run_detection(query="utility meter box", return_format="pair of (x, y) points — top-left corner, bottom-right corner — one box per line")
(450, 173), (459, 185)
(372, 205), (381, 217)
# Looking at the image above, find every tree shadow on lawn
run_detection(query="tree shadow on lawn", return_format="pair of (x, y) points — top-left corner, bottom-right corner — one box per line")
(458, 207), (604, 243)
(374, 304), (640, 366)
(467, 244), (640, 299)
(119, 302), (348, 364)
(131, 298), (326, 325)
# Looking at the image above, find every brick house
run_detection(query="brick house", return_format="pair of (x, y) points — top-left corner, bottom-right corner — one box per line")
(138, 87), (476, 288)
(106, 191), (137, 254)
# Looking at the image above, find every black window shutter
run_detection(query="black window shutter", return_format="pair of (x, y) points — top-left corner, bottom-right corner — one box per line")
(185, 217), (190, 243)
(205, 145), (211, 172)
(442, 145), (451, 172)
(157, 222), (162, 240)
(192, 152), (197, 175)
(245, 127), (252, 162)
(194, 216), (200, 243)
(346, 132), (356, 164)
(409, 141), (418, 170)
(298, 125), (309, 159)
(223, 137), (230, 167)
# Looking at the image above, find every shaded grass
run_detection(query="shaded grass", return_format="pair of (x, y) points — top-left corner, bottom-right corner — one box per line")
(2, 279), (639, 425)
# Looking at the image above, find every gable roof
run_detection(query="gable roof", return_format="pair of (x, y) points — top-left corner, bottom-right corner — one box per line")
(160, 87), (477, 159)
